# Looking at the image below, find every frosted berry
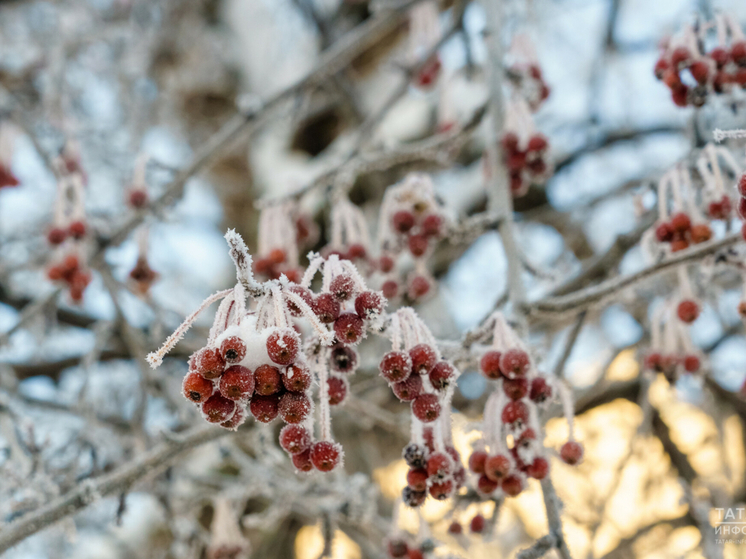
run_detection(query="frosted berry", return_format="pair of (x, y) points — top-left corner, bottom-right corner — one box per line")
(354, 290), (385, 320)
(255, 364), (282, 395)
(429, 479), (453, 500)
(330, 345), (358, 373)
(283, 362), (312, 393)
(477, 474), (499, 494)
(448, 521), (462, 535)
(267, 329), (300, 365)
(183, 372), (214, 403)
(732, 41), (746, 66)
(428, 361), (454, 391)
(334, 313), (365, 345)
(219, 365), (255, 401)
(129, 189), (148, 208)
(670, 212), (691, 233)
(286, 285), (313, 317)
(382, 280), (399, 299)
(527, 134), (548, 152)
(195, 347), (225, 380)
(499, 349), (530, 378)
(738, 174), (746, 197)
(202, 394), (236, 423)
(644, 352), (662, 371)
(527, 457), (549, 479)
(402, 486), (426, 508)
(739, 197), (746, 220)
(530, 377), (552, 403)
(48, 227), (67, 245)
(480, 350), (502, 379)
(380, 351), (413, 383)
(311, 441), (341, 472)
(407, 467), (428, 492)
(407, 234), (429, 257)
(292, 449), (313, 472)
(407, 276), (430, 299)
(503, 377), (528, 400)
(220, 406), (246, 430)
(711, 47), (729, 68)
(387, 539), (409, 558)
(379, 254), (395, 273)
(411, 393), (440, 422)
(392, 210), (416, 233)
(279, 392), (312, 424)
(403, 443), (427, 469)
(220, 336), (246, 364)
(68, 220), (87, 239)
(421, 214), (442, 237)
(690, 224), (712, 244)
(670, 46), (691, 68)
(677, 300), (699, 323)
(392, 374), (423, 401)
(501, 400), (529, 427)
(683, 354), (700, 372)
(330, 274), (356, 302)
(250, 394), (280, 423)
(708, 196), (732, 220)
(327, 375), (348, 405)
(279, 424), (312, 455)
(314, 293), (341, 323)
(346, 243), (367, 260)
(468, 450), (488, 474)
(470, 514), (485, 534)
(689, 60), (709, 84)
(409, 344), (437, 375)
(427, 452), (452, 479)
(484, 454), (511, 481)
(655, 222), (674, 243)
(560, 441), (584, 465)
(501, 474), (523, 496)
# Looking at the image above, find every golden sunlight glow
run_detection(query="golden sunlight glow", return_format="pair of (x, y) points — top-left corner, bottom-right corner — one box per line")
(605, 349), (640, 382)
(294, 523), (361, 559)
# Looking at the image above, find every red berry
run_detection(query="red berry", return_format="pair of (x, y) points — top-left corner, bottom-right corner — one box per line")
(392, 374), (423, 401)
(671, 46), (691, 68)
(691, 224), (712, 244)
(670, 212), (691, 233)
(448, 521), (462, 535)
(644, 352), (663, 371)
(527, 134), (548, 152)
(670, 238), (689, 252)
(220, 336), (246, 364)
(279, 392), (312, 424)
(501, 132), (520, 153)
(427, 452), (452, 479)
(392, 210), (416, 234)
(689, 60), (709, 84)
(202, 394), (236, 423)
(286, 285), (313, 317)
(530, 377), (552, 403)
(414, 54), (441, 88)
(409, 344), (437, 375)
(379, 351), (413, 383)
(314, 293), (341, 323)
(742, 222), (746, 242)
(411, 394), (441, 422)
(220, 406), (246, 430)
(480, 350), (502, 379)
(501, 400), (529, 427)
(219, 365), (254, 401)
(283, 362), (312, 393)
(267, 328), (300, 365)
(354, 290), (385, 320)
(470, 514), (485, 534)
(330, 274), (356, 302)
(468, 450), (488, 474)
(382, 280), (399, 299)
(429, 479), (453, 500)
(346, 243), (367, 260)
(421, 214), (443, 237)
(683, 354), (700, 372)
(129, 189), (148, 208)
(311, 440), (341, 472)
(292, 448), (313, 472)
(654, 57), (669, 79)
(503, 377), (528, 400)
(402, 486), (427, 507)
(195, 347), (225, 380)
(68, 220), (87, 239)
(711, 47), (729, 69)
(255, 364), (282, 395)
(527, 457), (549, 479)
(387, 539), (409, 558)
(328, 375), (348, 405)
(560, 441), (584, 465)
(407, 234), (429, 257)
(484, 454), (511, 481)
(501, 474), (524, 496)
(671, 86), (689, 107)
(250, 394), (280, 423)
(183, 372), (214, 403)
(379, 254), (395, 273)
(334, 313), (365, 345)
(330, 345), (358, 373)
(739, 175), (746, 197)
(655, 222), (674, 243)
(407, 275), (430, 299)
(677, 300), (699, 323)
(279, 424), (312, 455)
(47, 227), (67, 245)
(429, 361), (454, 391)
(477, 474), (499, 494)
(407, 467), (428, 492)
(739, 198), (746, 220)
(499, 348), (530, 378)
(732, 41), (746, 66)
(267, 248), (286, 265)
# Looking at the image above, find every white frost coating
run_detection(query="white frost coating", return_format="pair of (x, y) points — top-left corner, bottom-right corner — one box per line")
(224, 228), (264, 295)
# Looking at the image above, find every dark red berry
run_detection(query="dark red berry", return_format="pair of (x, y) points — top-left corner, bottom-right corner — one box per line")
(409, 344), (437, 375)
(501, 474), (524, 496)
(477, 474), (499, 494)
(379, 351), (412, 383)
(334, 313), (364, 345)
(220, 336), (246, 364)
(407, 467), (428, 492)
(382, 280), (399, 299)
(468, 450), (488, 474)
(388, 539), (409, 558)
(68, 220), (87, 239)
(195, 347), (225, 380)
(421, 214), (443, 237)
(654, 57), (669, 79)
(501, 132), (520, 153)
(392, 374), (423, 401)
(407, 234), (429, 257)
(327, 375), (348, 405)
(655, 222), (674, 243)
(407, 275), (430, 299)
(292, 448), (313, 472)
(48, 227), (67, 245)
(392, 210), (416, 234)
(183, 372), (214, 403)
(683, 354), (700, 372)
(689, 60), (709, 84)
(711, 47), (729, 68)
(427, 452), (452, 479)
(644, 352), (663, 372)
(354, 290), (385, 320)
(671, 46), (691, 68)
(560, 441), (583, 465)
(690, 224), (712, 244)
(484, 454), (511, 481)
(286, 285), (313, 317)
(499, 349), (530, 378)
(501, 400), (529, 427)
(429, 479), (453, 500)
(677, 300), (699, 323)
(279, 424), (312, 455)
(738, 175), (746, 197)
(412, 393), (440, 422)
(527, 457), (549, 479)
(219, 365), (255, 401)
(527, 134), (548, 152)
(470, 514), (485, 533)
(402, 486), (426, 508)
(670, 212), (691, 233)
(250, 394), (280, 423)
(379, 254), (395, 273)
(283, 362), (312, 393)
(279, 392), (312, 424)
(448, 521), (462, 535)
(480, 350), (502, 379)
(732, 41), (746, 66)
(202, 394), (236, 423)
(314, 293), (341, 323)
(311, 441), (341, 472)
(330, 274), (356, 302)
(503, 377), (528, 400)
(529, 377), (552, 403)
(330, 345), (358, 373)
(220, 406), (246, 430)
(255, 364), (282, 395)
(267, 329), (300, 365)
(129, 189), (148, 208)
(428, 361), (454, 391)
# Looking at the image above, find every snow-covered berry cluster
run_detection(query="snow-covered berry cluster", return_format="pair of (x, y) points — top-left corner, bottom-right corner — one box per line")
(655, 15), (746, 108)
(505, 34), (551, 111)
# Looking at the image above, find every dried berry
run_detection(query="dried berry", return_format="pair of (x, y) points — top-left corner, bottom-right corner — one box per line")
(380, 351), (413, 383)
(219, 365), (255, 401)
(311, 440), (341, 472)
(279, 392), (312, 424)
(202, 394), (236, 423)
(220, 336), (246, 364)
(267, 329), (300, 365)
(250, 394), (280, 423)
(403, 443), (427, 469)
(334, 313), (365, 345)
(183, 372), (214, 403)
(409, 344), (437, 375)
(411, 394), (440, 422)
(279, 424), (312, 455)
(255, 364), (282, 395)
(330, 345), (358, 373)
(402, 486), (426, 508)
(283, 362), (312, 393)
(387, 539), (409, 558)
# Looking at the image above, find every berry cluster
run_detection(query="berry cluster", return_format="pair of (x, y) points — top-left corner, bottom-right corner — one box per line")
(644, 351), (701, 382)
(385, 536), (435, 559)
(46, 254), (92, 303)
(655, 16), (746, 108)
(253, 203), (317, 282)
(505, 35), (551, 111)
(401, 428), (465, 506)
(501, 129), (550, 197)
(377, 174), (446, 302)
(654, 211), (713, 251)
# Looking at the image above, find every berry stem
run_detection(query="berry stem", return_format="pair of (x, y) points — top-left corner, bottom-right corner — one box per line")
(224, 229), (265, 298)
